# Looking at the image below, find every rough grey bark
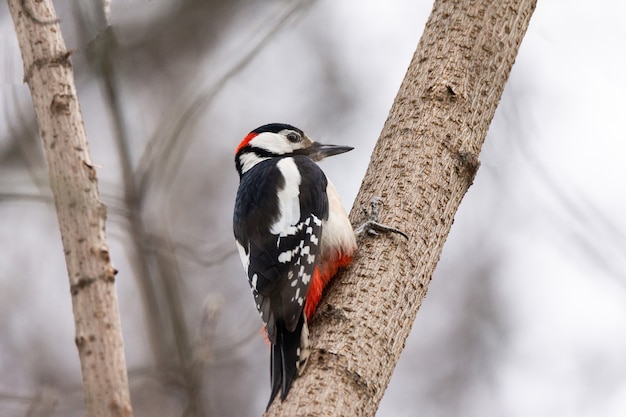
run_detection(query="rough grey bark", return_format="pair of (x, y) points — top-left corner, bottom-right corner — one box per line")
(7, 1), (133, 416)
(267, 0), (537, 416)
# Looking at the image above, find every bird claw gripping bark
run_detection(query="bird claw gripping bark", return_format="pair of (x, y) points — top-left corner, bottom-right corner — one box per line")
(354, 197), (408, 239)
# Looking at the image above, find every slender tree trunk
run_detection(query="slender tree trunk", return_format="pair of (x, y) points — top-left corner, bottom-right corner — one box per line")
(267, 0), (536, 416)
(7, 1), (133, 416)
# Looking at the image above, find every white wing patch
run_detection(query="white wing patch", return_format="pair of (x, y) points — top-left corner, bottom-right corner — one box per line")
(235, 240), (250, 275)
(278, 250), (294, 263)
(271, 212), (323, 330)
(270, 158), (301, 235)
(276, 215), (320, 266)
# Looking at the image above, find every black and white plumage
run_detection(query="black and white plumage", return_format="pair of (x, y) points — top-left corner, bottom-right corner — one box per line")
(233, 123), (356, 408)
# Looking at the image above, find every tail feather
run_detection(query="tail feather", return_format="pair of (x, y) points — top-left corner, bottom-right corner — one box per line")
(268, 343), (282, 410)
(266, 315), (309, 409)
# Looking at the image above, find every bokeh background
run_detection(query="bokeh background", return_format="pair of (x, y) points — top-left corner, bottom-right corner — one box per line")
(1, 1), (625, 416)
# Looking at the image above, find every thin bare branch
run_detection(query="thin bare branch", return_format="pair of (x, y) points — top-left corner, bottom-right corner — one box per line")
(7, 0), (133, 416)
(135, 0), (316, 197)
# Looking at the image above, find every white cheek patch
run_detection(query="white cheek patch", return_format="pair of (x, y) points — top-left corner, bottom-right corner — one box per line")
(270, 158), (302, 234)
(238, 152), (269, 174)
(249, 132), (292, 154)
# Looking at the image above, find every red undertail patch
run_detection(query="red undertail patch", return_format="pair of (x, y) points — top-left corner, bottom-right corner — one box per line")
(304, 252), (353, 321)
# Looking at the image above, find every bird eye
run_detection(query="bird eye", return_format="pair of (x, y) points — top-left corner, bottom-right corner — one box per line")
(286, 132), (301, 143)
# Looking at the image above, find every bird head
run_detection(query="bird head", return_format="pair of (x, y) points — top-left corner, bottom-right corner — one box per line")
(235, 123), (353, 176)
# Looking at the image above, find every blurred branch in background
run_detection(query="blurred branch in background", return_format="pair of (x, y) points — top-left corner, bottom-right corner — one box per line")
(70, 1), (315, 415)
(73, 1), (177, 373)
(3, 0), (626, 416)
(135, 0), (316, 198)
(521, 145), (626, 287)
(2, 88), (46, 191)
(502, 100), (626, 288)
(2, 0), (317, 415)
(6, 0), (133, 415)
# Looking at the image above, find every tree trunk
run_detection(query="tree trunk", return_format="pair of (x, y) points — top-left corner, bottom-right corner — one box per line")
(7, 1), (133, 416)
(267, 0), (536, 416)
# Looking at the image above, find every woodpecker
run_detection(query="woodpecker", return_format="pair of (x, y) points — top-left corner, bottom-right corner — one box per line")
(233, 123), (357, 408)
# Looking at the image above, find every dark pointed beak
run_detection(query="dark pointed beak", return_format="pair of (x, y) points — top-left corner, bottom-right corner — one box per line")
(299, 142), (354, 162)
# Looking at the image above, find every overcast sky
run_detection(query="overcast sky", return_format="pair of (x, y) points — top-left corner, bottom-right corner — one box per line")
(1, 1), (625, 416)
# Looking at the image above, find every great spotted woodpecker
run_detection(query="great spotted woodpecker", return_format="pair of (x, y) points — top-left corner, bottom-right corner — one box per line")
(233, 123), (357, 408)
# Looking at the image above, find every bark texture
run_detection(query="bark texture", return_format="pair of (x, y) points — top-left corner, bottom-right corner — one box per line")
(7, 1), (133, 416)
(267, 0), (536, 416)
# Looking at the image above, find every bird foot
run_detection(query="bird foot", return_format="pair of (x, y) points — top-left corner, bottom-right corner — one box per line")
(354, 197), (408, 239)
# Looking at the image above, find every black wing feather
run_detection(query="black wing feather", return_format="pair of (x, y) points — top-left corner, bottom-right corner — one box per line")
(233, 156), (329, 407)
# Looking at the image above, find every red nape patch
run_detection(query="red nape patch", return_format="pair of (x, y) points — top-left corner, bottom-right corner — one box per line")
(235, 132), (258, 155)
